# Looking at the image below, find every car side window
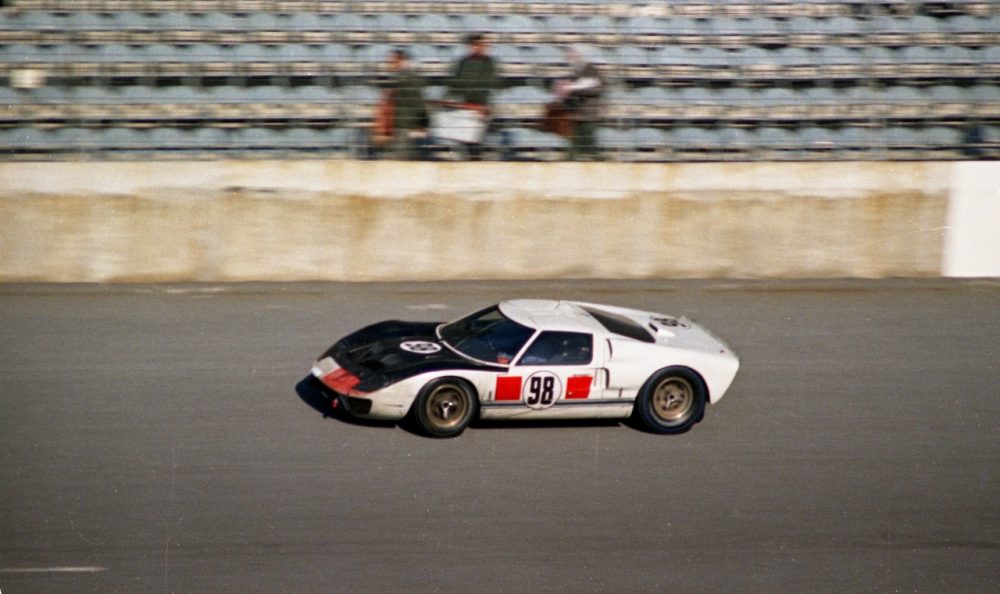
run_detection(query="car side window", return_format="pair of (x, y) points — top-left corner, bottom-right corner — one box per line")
(517, 331), (593, 366)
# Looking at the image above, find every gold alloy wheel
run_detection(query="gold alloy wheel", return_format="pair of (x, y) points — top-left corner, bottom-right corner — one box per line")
(426, 384), (469, 430)
(651, 376), (694, 423)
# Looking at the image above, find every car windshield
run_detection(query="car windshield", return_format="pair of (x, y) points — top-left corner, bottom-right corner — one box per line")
(438, 306), (535, 365)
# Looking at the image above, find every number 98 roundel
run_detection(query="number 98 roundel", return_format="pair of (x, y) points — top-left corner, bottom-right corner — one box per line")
(523, 371), (561, 410)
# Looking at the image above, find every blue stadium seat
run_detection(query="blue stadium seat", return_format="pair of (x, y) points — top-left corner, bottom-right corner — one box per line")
(100, 127), (148, 151)
(409, 14), (463, 43)
(754, 88), (802, 120)
(811, 46), (866, 79)
(799, 126), (838, 151)
(0, 11), (60, 31)
(578, 16), (620, 44)
(672, 86), (723, 119)
(619, 16), (670, 43)
(614, 45), (656, 79)
(520, 44), (562, 67)
(494, 15), (544, 43)
(882, 86), (928, 118)
(752, 126), (798, 150)
(352, 43), (393, 68)
(457, 14), (492, 35)
(635, 85), (683, 106)
(716, 86), (756, 111)
(615, 45), (657, 68)
(288, 86), (344, 119)
(490, 45), (532, 77)
(194, 12), (239, 30)
(245, 85), (286, 103)
(818, 16), (865, 38)
(336, 13), (381, 43)
(339, 85), (380, 119)
(0, 127), (43, 151)
(596, 126), (633, 155)
(655, 45), (703, 71)
(546, 15), (617, 44)
(900, 46), (957, 76)
(191, 127), (228, 150)
(146, 127), (186, 150)
(927, 85), (965, 103)
(787, 17), (828, 45)
(632, 127), (668, 153)
(55, 127), (93, 152)
(407, 43), (452, 71)
(370, 13), (416, 44)
(493, 85), (544, 119)
(234, 127), (283, 149)
(943, 15), (999, 43)
(971, 84), (1000, 105)
(667, 126), (709, 151)
(506, 127), (568, 161)
(280, 13), (331, 31)
(138, 43), (187, 63)
(277, 44), (328, 62)
(706, 16), (787, 44)
(836, 126), (882, 152)
(922, 126), (964, 149)
(925, 85), (971, 118)
(64, 12), (123, 30)
(141, 11), (189, 31)
(0, 44), (46, 64)
(983, 125), (1000, 146)
(317, 43), (355, 71)
(285, 127), (330, 150)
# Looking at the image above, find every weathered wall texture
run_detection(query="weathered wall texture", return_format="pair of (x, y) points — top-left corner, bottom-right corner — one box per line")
(0, 161), (967, 282)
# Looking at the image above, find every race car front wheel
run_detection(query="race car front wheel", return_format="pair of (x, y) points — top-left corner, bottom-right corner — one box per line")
(635, 366), (706, 434)
(412, 378), (478, 438)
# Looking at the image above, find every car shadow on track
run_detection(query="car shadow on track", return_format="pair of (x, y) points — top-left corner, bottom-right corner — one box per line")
(295, 376), (397, 431)
(472, 418), (626, 431)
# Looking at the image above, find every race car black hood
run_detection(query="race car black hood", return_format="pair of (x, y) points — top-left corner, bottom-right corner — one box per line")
(323, 320), (497, 391)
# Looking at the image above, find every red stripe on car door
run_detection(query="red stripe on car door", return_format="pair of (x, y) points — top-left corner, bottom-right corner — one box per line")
(495, 376), (522, 401)
(566, 375), (592, 399)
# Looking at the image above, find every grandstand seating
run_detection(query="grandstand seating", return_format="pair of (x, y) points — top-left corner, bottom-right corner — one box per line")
(1, 0), (998, 160)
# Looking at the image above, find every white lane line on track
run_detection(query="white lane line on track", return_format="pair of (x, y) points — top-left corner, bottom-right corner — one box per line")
(406, 303), (450, 311)
(0, 566), (108, 574)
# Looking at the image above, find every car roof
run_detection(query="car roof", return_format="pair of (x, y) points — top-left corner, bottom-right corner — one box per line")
(498, 299), (606, 335)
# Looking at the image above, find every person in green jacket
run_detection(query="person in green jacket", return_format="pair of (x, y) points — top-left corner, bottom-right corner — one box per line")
(447, 33), (499, 160)
(378, 48), (428, 160)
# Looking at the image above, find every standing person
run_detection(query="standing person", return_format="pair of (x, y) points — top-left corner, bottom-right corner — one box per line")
(377, 48), (428, 160)
(554, 45), (605, 161)
(446, 33), (499, 160)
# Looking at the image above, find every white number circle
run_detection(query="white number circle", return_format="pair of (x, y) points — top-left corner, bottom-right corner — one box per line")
(522, 371), (562, 410)
(400, 341), (442, 354)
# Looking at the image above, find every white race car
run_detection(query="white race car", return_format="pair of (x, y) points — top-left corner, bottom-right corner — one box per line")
(309, 300), (740, 437)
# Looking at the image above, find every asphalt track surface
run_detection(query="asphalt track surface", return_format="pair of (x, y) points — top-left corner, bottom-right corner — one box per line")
(1, 280), (998, 593)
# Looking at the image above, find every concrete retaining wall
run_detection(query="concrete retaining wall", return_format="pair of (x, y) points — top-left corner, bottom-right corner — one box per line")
(0, 160), (995, 282)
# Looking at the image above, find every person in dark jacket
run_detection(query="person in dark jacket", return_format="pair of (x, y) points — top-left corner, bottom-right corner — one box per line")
(377, 49), (428, 160)
(554, 45), (605, 160)
(447, 33), (499, 160)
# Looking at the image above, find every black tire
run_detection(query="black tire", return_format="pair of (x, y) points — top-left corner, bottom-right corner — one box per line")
(634, 366), (707, 434)
(411, 378), (478, 438)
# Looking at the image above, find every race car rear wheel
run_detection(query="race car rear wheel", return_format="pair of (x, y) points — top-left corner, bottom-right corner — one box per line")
(412, 378), (477, 438)
(635, 366), (706, 434)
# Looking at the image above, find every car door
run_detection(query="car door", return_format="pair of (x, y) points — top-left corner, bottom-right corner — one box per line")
(491, 330), (606, 417)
